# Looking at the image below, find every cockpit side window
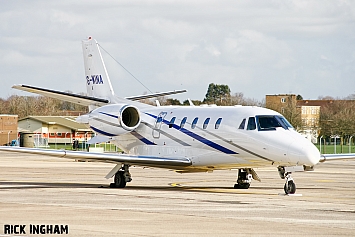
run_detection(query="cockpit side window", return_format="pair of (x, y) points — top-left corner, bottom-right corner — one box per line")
(257, 116), (282, 130)
(239, 118), (246, 129)
(247, 117), (256, 130)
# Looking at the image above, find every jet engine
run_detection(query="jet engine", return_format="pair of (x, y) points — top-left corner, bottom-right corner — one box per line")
(78, 104), (141, 136)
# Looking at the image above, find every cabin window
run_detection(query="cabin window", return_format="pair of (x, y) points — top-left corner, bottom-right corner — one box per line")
(169, 117), (176, 128)
(215, 118), (222, 129)
(203, 118), (210, 129)
(191, 117), (198, 129)
(247, 117), (256, 130)
(180, 117), (187, 129)
(239, 119), (246, 129)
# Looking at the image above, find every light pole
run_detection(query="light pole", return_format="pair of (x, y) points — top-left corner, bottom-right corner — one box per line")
(34, 132), (38, 148)
(349, 136), (353, 153)
(55, 132), (57, 150)
(319, 135), (323, 153)
(84, 132), (88, 151)
(333, 135), (339, 154)
(70, 133), (72, 147)
(65, 132), (68, 150)
(7, 131), (11, 145)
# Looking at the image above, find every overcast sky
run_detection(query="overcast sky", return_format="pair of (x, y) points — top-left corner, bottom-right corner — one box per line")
(1, 0), (355, 102)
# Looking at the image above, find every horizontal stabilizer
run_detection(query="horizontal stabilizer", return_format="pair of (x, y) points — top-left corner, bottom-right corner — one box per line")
(12, 84), (109, 107)
(125, 89), (187, 101)
(0, 146), (192, 168)
(320, 153), (355, 162)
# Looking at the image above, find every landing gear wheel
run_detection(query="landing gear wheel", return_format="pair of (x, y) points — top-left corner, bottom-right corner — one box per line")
(234, 169), (252, 189)
(234, 183), (250, 189)
(111, 171), (126, 188)
(284, 180), (296, 194)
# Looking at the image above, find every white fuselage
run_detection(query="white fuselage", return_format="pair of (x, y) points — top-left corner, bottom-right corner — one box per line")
(91, 104), (320, 171)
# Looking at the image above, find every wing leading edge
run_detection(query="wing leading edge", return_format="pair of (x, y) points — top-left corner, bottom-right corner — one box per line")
(12, 84), (109, 107)
(320, 153), (355, 162)
(0, 146), (191, 168)
(12, 84), (187, 106)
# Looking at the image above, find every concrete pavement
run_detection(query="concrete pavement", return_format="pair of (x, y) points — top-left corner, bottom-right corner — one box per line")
(1, 151), (355, 236)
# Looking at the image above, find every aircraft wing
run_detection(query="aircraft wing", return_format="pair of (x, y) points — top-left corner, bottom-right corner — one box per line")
(13, 84), (187, 105)
(320, 153), (355, 162)
(0, 146), (192, 168)
(125, 89), (187, 101)
(12, 84), (109, 107)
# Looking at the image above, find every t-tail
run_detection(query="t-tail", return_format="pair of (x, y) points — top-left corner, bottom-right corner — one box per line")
(82, 37), (115, 110)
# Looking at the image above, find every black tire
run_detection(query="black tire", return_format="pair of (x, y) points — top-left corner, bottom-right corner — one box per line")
(234, 183), (250, 189)
(284, 180), (296, 194)
(113, 171), (127, 188)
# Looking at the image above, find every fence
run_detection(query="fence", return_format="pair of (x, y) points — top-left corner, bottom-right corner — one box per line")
(317, 136), (355, 154)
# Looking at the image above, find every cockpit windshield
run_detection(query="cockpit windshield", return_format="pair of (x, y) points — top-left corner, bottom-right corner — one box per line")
(277, 116), (293, 129)
(256, 115), (293, 131)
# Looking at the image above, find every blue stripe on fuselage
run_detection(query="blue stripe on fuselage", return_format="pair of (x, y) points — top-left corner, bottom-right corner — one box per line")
(145, 113), (237, 154)
(131, 131), (156, 145)
(91, 126), (156, 145)
(90, 126), (117, 137)
(92, 112), (156, 145)
(99, 112), (118, 119)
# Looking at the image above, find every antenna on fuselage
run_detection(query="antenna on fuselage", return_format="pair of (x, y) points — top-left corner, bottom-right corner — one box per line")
(188, 98), (195, 106)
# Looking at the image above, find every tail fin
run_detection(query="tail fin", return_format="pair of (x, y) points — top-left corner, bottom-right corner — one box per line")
(82, 37), (115, 104)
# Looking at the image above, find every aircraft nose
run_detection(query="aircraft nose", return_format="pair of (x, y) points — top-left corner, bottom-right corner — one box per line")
(288, 139), (320, 166)
(301, 142), (320, 166)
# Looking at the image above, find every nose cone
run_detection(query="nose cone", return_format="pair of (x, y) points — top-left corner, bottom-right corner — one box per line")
(287, 134), (320, 166)
(301, 142), (320, 166)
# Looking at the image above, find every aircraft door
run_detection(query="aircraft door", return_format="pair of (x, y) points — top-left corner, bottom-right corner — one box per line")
(153, 112), (167, 138)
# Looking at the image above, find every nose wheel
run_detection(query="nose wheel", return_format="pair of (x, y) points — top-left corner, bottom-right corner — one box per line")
(283, 172), (296, 194)
(278, 167), (297, 194)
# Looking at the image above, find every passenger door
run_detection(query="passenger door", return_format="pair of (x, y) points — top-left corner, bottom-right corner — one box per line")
(152, 112), (167, 138)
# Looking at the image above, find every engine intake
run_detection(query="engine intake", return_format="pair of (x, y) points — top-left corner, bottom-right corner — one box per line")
(88, 104), (141, 136)
(119, 105), (140, 131)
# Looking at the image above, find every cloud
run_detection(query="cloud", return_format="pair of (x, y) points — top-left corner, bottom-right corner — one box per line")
(1, 0), (355, 101)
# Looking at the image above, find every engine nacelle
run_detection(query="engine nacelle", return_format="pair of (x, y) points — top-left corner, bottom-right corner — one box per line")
(88, 104), (141, 136)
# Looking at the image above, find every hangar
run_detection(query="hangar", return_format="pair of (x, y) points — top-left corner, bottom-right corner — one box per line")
(18, 116), (93, 147)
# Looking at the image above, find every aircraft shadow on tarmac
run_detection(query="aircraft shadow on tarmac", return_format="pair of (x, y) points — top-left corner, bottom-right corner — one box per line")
(0, 181), (100, 190)
(0, 181), (329, 194)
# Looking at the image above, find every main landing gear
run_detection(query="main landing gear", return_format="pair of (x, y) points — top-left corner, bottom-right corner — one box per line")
(278, 166), (296, 194)
(234, 169), (253, 189)
(110, 164), (132, 188)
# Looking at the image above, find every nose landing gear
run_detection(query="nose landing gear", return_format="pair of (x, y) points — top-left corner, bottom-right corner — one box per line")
(283, 172), (296, 194)
(278, 166), (297, 194)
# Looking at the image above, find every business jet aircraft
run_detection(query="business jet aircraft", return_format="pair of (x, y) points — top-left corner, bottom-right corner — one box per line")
(1, 37), (354, 195)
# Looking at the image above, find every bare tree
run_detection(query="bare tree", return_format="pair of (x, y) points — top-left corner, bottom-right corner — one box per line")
(319, 100), (355, 137)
